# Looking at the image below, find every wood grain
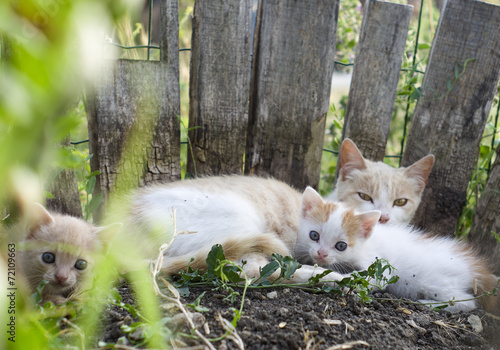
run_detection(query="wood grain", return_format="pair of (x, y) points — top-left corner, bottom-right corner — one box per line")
(246, 0), (340, 190)
(187, 0), (253, 176)
(402, 0), (500, 234)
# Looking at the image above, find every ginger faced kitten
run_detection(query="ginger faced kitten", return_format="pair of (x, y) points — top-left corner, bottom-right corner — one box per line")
(299, 190), (499, 314)
(328, 139), (434, 225)
(19, 204), (103, 305)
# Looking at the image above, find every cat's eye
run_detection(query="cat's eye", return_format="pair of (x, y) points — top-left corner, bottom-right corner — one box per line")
(309, 231), (320, 242)
(74, 260), (87, 270)
(394, 198), (408, 206)
(335, 241), (347, 251)
(42, 252), (55, 264)
(358, 193), (373, 202)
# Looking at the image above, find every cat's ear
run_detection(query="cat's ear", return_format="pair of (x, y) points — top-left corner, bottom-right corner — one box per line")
(356, 210), (381, 239)
(301, 187), (324, 218)
(95, 222), (123, 252)
(339, 138), (366, 180)
(404, 155), (434, 193)
(27, 203), (55, 239)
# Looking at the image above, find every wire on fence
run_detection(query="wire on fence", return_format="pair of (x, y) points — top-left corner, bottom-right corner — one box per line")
(97, 1), (498, 172)
(399, 0), (425, 166)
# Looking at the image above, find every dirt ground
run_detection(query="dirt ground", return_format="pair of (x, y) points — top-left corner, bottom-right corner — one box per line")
(99, 283), (500, 350)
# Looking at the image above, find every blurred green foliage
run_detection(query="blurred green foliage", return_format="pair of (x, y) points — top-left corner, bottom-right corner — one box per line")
(0, 0), (138, 209)
(0, 1), (169, 350)
(1, 0), (499, 349)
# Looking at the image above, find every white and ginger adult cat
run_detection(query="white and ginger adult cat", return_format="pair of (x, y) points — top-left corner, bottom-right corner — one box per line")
(327, 138), (435, 225)
(126, 176), (499, 314)
(18, 204), (105, 305)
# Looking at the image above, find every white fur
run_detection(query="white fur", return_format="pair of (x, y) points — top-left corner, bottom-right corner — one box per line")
(132, 186), (266, 258)
(359, 225), (477, 312)
(129, 178), (345, 285)
(299, 202), (479, 312)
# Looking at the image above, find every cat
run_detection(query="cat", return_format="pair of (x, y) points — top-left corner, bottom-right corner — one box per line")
(126, 176), (344, 284)
(327, 138), (434, 225)
(18, 204), (105, 305)
(126, 176), (498, 313)
(298, 189), (499, 314)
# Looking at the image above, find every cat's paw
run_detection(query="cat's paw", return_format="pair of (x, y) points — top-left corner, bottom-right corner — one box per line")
(417, 298), (477, 313)
(42, 294), (68, 305)
(296, 265), (347, 283)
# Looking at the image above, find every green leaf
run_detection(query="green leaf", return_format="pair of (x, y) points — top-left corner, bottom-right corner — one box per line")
(86, 192), (103, 214)
(116, 302), (139, 318)
(231, 307), (242, 327)
(43, 191), (54, 199)
(206, 244), (226, 276)
(175, 284), (190, 298)
(110, 288), (122, 302)
(479, 144), (491, 158)
(387, 276), (399, 284)
(397, 90), (412, 96)
(408, 63), (418, 76)
(408, 76), (418, 84)
(259, 260), (280, 281)
(417, 43), (431, 50)
(222, 265), (245, 284)
(492, 231), (500, 245)
(271, 254), (302, 280)
(85, 175), (96, 194)
(308, 269), (333, 284)
(88, 170), (100, 178)
(409, 87), (424, 101)
(31, 280), (49, 304)
(187, 291), (210, 312)
(432, 304), (449, 312)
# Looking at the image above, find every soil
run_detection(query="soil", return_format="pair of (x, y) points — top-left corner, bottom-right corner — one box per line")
(98, 283), (500, 350)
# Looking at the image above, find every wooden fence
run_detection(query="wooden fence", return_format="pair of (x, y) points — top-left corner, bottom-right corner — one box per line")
(54, 0), (500, 273)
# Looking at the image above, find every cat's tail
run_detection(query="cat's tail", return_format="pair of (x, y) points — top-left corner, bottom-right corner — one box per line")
(475, 271), (500, 315)
(160, 232), (292, 276)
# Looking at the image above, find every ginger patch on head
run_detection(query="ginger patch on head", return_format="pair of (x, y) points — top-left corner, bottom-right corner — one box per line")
(341, 209), (362, 246)
(307, 202), (338, 224)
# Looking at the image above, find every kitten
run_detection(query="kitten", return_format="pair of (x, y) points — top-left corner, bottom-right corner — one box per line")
(327, 139), (434, 225)
(18, 204), (104, 305)
(126, 176), (344, 284)
(300, 189), (499, 314)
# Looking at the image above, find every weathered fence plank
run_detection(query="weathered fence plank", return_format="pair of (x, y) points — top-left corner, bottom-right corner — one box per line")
(246, 0), (340, 190)
(87, 0), (181, 217)
(46, 168), (82, 217)
(187, 0), (253, 176)
(45, 138), (82, 217)
(401, 0), (500, 234)
(469, 147), (500, 275)
(341, 0), (412, 162)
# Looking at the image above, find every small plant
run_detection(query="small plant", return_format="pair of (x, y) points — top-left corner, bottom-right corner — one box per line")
(173, 245), (400, 308)
(307, 257), (399, 303)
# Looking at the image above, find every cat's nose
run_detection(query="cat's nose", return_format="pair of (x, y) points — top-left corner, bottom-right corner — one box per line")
(379, 214), (390, 223)
(317, 250), (329, 259)
(55, 273), (68, 284)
